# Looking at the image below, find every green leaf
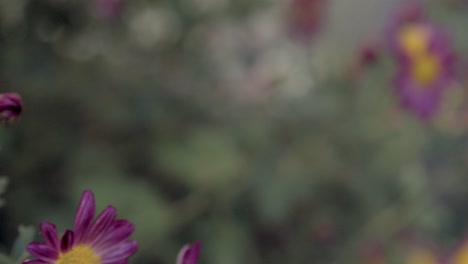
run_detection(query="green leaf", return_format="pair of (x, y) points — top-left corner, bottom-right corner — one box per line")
(0, 253), (13, 264)
(156, 128), (246, 190)
(11, 225), (35, 262)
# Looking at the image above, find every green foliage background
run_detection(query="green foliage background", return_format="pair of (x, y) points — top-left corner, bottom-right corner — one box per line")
(1, 0), (468, 263)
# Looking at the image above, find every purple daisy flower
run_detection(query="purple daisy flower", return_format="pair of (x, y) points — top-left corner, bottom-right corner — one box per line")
(388, 4), (457, 121)
(176, 241), (201, 264)
(24, 190), (138, 264)
(0, 92), (23, 125)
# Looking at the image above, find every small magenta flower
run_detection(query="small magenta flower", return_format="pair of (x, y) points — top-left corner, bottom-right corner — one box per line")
(286, 0), (327, 43)
(359, 42), (381, 66)
(24, 190), (138, 264)
(176, 241), (201, 264)
(0, 93), (23, 125)
(347, 41), (381, 84)
(388, 4), (456, 121)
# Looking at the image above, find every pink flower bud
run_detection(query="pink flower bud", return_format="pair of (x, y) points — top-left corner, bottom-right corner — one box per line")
(176, 241), (201, 264)
(0, 93), (23, 125)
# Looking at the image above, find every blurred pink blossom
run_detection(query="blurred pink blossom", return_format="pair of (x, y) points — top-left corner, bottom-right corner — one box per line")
(286, 0), (328, 43)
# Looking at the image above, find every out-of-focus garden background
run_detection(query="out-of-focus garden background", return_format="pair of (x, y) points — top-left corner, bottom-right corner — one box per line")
(1, 0), (468, 263)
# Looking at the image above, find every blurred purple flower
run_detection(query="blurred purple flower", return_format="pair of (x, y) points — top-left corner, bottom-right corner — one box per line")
(286, 0), (327, 43)
(388, 4), (457, 121)
(176, 241), (201, 264)
(94, 0), (126, 21)
(0, 93), (23, 125)
(24, 190), (138, 264)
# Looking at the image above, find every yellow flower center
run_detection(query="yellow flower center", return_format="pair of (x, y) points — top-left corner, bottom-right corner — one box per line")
(452, 245), (468, 264)
(411, 53), (440, 86)
(398, 24), (429, 57)
(55, 245), (101, 264)
(397, 23), (442, 87)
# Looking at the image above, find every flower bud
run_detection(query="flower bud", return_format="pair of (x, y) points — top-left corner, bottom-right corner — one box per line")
(176, 241), (201, 264)
(0, 93), (23, 125)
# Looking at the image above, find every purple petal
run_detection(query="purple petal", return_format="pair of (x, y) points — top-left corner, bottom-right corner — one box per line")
(26, 243), (58, 262)
(86, 206), (116, 244)
(428, 26), (452, 55)
(61, 230), (74, 253)
(100, 241), (138, 263)
(176, 245), (191, 264)
(39, 222), (59, 251)
(93, 220), (135, 252)
(108, 219), (131, 232)
(73, 190), (95, 243)
(188, 241), (201, 263)
(394, 73), (441, 120)
(107, 219), (127, 229)
(177, 241), (201, 264)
